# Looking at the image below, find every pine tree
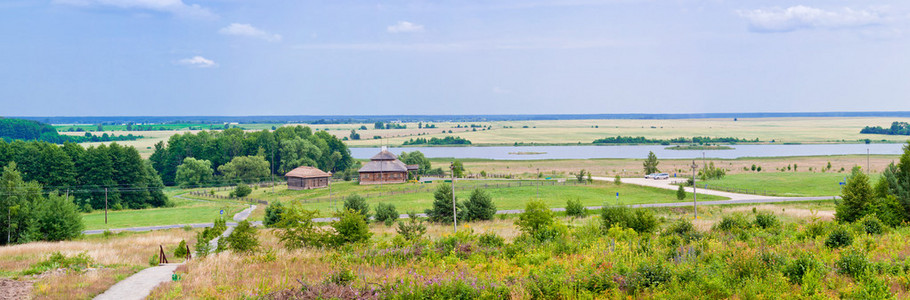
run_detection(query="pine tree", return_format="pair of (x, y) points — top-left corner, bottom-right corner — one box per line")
(643, 151), (660, 174)
(425, 184), (464, 223)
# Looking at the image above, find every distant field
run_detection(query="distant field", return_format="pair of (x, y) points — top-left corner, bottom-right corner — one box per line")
(81, 194), (246, 231)
(697, 172), (880, 197)
(201, 180), (727, 216)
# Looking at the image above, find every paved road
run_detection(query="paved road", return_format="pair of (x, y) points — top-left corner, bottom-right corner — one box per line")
(93, 264), (180, 300)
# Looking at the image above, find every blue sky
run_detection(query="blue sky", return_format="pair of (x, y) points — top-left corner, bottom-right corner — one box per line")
(1, 0), (909, 116)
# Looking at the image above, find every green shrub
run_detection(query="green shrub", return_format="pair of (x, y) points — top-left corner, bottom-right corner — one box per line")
(330, 209), (372, 246)
(194, 231), (212, 257)
(783, 255), (821, 284)
(614, 174), (621, 185)
(836, 250), (868, 278)
(565, 198), (587, 218)
(629, 262), (672, 291)
(224, 220), (259, 253)
(676, 185), (686, 201)
(173, 240), (189, 258)
(396, 213), (427, 241)
(664, 218), (700, 242)
(276, 206), (326, 249)
(230, 184), (252, 198)
(715, 214), (751, 232)
(858, 214), (885, 235)
(754, 212), (779, 229)
(601, 205), (658, 234)
(464, 189), (496, 221)
(22, 252), (93, 276)
(263, 201), (285, 227)
(825, 227), (854, 249)
(374, 202), (399, 226)
(149, 253), (160, 266)
(343, 194), (370, 221)
(425, 184), (465, 224)
(326, 268), (357, 285)
(516, 200), (555, 236)
(478, 232), (505, 248)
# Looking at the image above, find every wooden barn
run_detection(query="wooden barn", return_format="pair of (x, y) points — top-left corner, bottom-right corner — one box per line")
(285, 166), (331, 190)
(358, 147), (417, 185)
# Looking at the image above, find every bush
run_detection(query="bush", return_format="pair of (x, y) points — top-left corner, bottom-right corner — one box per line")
(230, 184), (252, 198)
(326, 268), (357, 286)
(783, 254), (821, 284)
(629, 262), (672, 291)
(23, 252), (93, 275)
(464, 189), (496, 221)
(343, 194), (370, 221)
(858, 214), (885, 235)
(601, 205), (658, 234)
(276, 206), (326, 249)
(664, 218), (699, 242)
(825, 227), (854, 249)
(715, 214), (751, 232)
(374, 203), (399, 226)
(516, 200), (555, 236)
(330, 209), (372, 246)
(754, 212), (779, 229)
(224, 220), (259, 253)
(478, 232), (505, 248)
(263, 201), (286, 227)
(614, 174), (621, 185)
(836, 250), (869, 278)
(565, 198), (587, 217)
(676, 185), (686, 201)
(173, 240), (189, 259)
(149, 253), (160, 266)
(396, 213), (427, 241)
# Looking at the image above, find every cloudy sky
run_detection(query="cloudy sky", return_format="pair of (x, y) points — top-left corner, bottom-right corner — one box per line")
(1, 0), (909, 116)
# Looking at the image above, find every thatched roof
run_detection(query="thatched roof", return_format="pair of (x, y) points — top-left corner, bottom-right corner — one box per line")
(370, 150), (398, 161)
(285, 166), (331, 178)
(359, 160), (408, 173)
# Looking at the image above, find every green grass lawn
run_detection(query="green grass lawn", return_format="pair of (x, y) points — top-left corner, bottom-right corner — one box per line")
(218, 180), (726, 216)
(81, 195), (246, 230)
(699, 172), (877, 197)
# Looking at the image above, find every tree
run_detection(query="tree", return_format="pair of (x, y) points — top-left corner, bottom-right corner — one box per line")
(224, 220), (259, 253)
(576, 170), (586, 183)
(1, 162), (84, 245)
(515, 200), (555, 236)
(263, 201), (286, 227)
(218, 155), (270, 183)
(452, 160), (465, 178)
(343, 194), (370, 221)
(835, 166), (874, 223)
(399, 151), (432, 175)
(230, 184), (252, 198)
(643, 151), (660, 174)
(374, 203), (399, 226)
(425, 184), (464, 223)
(464, 189), (496, 221)
(677, 185), (686, 201)
(330, 209), (372, 246)
(175, 157), (214, 187)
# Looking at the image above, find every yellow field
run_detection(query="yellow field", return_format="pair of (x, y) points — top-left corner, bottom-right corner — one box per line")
(57, 117), (910, 158)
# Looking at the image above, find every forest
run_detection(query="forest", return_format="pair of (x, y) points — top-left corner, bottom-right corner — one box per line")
(861, 121), (910, 135)
(0, 118), (140, 144)
(149, 126), (353, 186)
(402, 136), (473, 146)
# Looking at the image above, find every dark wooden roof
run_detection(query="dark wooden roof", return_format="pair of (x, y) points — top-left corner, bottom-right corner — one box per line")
(285, 166), (331, 178)
(359, 160), (408, 173)
(370, 150), (398, 161)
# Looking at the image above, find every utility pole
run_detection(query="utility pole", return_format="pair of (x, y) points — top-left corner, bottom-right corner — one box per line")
(104, 188), (108, 224)
(536, 168), (540, 200)
(867, 148), (871, 174)
(691, 161), (698, 220)
(451, 162), (457, 233)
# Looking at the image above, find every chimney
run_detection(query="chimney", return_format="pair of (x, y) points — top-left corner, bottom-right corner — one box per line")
(381, 146), (388, 152)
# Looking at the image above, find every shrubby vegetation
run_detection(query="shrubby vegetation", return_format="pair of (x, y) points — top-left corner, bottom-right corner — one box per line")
(835, 142), (910, 226)
(150, 126), (352, 186)
(0, 163), (84, 245)
(402, 136), (472, 145)
(593, 135), (759, 145)
(860, 121), (910, 135)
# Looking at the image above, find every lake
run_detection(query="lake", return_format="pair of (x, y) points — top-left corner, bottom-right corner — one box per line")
(351, 143), (907, 160)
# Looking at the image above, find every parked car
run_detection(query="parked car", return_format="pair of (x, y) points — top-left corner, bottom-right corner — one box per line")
(653, 173), (670, 180)
(644, 173), (657, 179)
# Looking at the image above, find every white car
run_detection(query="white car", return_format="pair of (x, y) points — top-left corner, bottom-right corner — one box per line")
(644, 173), (657, 179)
(653, 173), (670, 180)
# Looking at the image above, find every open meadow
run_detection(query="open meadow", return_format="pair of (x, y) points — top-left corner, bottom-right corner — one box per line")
(193, 180), (727, 216)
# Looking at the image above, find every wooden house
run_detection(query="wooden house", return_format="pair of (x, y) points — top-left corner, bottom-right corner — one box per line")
(285, 166), (331, 190)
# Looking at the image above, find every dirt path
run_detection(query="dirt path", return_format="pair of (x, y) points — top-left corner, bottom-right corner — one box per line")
(594, 176), (785, 200)
(92, 205), (256, 300)
(93, 264), (180, 300)
(0, 278), (32, 300)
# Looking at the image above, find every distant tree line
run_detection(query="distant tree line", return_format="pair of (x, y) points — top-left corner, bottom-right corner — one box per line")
(0, 140), (167, 211)
(150, 126), (353, 186)
(860, 122), (910, 136)
(0, 118), (140, 144)
(402, 136), (472, 146)
(593, 136), (759, 145)
(374, 122), (407, 130)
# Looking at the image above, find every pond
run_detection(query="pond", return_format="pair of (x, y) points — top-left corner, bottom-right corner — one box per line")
(350, 143), (906, 160)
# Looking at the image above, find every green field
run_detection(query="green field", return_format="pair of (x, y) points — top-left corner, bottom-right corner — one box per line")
(699, 172), (879, 197)
(81, 194), (246, 230)
(202, 180), (727, 216)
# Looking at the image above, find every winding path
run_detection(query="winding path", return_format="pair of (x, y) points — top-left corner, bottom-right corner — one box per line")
(92, 205), (256, 300)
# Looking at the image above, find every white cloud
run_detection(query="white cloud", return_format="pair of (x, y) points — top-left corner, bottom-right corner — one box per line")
(177, 56), (216, 68)
(387, 21), (425, 33)
(53, 0), (215, 18)
(219, 23), (282, 42)
(737, 6), (884, 32)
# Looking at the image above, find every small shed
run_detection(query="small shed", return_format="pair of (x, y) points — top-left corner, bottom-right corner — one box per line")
(285, 166), (331, 190)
